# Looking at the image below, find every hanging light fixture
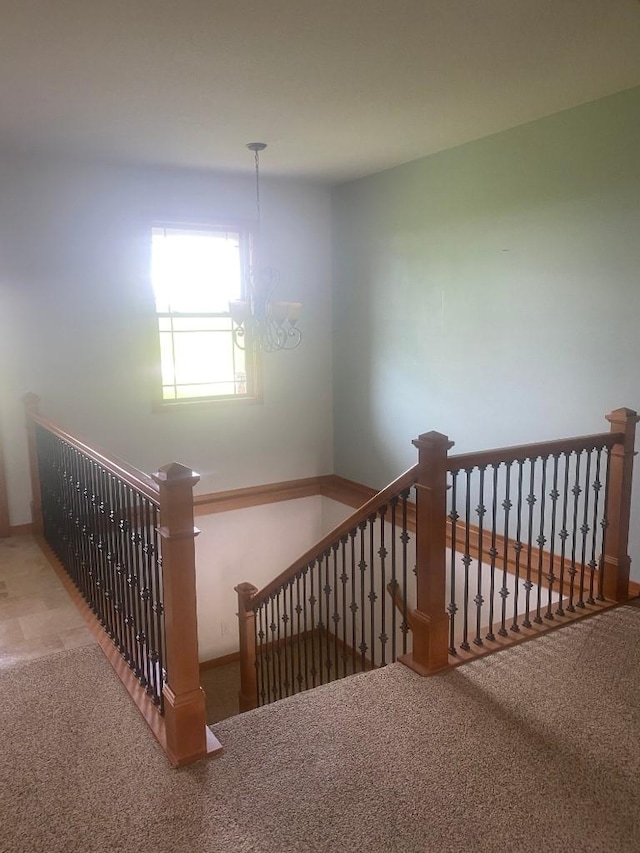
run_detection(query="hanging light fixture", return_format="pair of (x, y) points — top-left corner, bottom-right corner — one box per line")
(229, 142), (302, 352)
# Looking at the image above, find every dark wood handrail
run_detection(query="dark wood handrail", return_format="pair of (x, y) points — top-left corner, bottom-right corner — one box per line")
(448, 431), (623, 472)
(30, 412), (160, 504)
(250, 464), (418, 608)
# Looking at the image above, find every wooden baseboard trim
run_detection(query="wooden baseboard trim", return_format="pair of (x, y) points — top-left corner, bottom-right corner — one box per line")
(319, 475), (377, 508)
(35, 535), (219, 767)
(199, 651), (240, 671)
(194, 476), (329, 516)
(193, 473), (379, 517)
(9, 523), (34, 536)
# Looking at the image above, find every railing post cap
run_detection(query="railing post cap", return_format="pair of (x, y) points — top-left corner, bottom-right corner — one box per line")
(412, 431), (455, 451)
(235, 582), (258, 595)
(606, 408), (639, 424)
(152, 462), (201, 487)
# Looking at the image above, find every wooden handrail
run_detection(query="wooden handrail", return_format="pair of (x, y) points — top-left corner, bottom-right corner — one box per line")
(24, 394), (218, 767)
(250, 464), (418, 608)
(448, 431), (623, 472)
(29, 409), (159, 504)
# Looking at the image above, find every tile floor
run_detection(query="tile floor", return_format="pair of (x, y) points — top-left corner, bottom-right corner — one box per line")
(0, 535), (96, 667)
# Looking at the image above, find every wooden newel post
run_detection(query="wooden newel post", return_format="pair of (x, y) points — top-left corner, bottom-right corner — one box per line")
(152, 462), (211, 766)
(235, 582), (259, 712)
(602, 408), (639, 602)
(406, 430), (454, 675)
(23, 393), (43, 536)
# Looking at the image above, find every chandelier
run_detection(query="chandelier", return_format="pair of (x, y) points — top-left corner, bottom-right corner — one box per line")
(229, 142), (302, 352)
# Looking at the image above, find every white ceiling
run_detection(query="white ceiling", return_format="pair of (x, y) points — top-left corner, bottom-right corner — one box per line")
(2, 1), (640, 184)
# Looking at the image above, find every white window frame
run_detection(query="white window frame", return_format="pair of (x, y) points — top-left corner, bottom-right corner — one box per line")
(151, 222), (260, 408)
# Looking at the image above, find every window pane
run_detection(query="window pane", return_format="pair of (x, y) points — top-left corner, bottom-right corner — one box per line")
(172, 331), (235, 385)
(151, 227), (242, 313)
(168, 316), (233, 332)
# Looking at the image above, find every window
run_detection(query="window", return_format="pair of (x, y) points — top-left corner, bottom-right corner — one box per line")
(151, 225), (258, 403)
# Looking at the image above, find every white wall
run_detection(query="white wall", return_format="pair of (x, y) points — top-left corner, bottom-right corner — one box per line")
(0, 149), (334, 524)
(195, 495), (352, 660)
(332, 86), (640, 578)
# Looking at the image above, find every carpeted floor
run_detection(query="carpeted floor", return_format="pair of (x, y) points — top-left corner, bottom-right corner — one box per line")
(2, 605), (640, 853)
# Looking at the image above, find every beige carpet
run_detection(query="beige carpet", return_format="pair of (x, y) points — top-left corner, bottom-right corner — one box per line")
(2, 606), (640, 853)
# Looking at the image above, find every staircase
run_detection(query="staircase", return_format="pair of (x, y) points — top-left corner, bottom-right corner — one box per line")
(234, 408), (639, 712)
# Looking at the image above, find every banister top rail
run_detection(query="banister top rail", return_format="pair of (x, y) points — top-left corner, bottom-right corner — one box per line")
(448, 431), (624, 473)
(30, 412), (159, 504)
(251, 463), (418, 608)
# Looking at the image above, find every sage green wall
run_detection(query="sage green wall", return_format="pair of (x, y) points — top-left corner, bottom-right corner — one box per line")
(332, 86), (640, 572)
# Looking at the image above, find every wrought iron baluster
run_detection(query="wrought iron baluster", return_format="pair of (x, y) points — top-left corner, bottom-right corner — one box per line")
(369, 515), (376, 669)
(119, 484), (134, 667)
(302, 567), (309, 690)
(350, 530), (357, 673)
(262, 599), (276, 704)
(295, 574), (303, 694)
(577, 450), (593, 608)
(324, 550), (332, 682)
(136, 497), (154, 693)
(568, 452), (582, 613)
(276, 591), (283, 699)
(359, 520), (368, 671)
(257, 605), (265, 705)
(473, 466), (487, 646)
(597, 448), (612, 602)
(522, 459), (537, 629)
(151, 502), (165, 709)
(79, 451), (92, 600)
(309, 563), (317, 687)
(587, 449), (604, 605)
(556, 453), (571, 616)
(390, 497), (398, 662)
(288, 580), (295, 695)
(340, 537), (348, 677)
(545, 455), (560, 620)
(269, 595), (278, 699)
(316, 558), (324, 684)
(511, 461), (525, 633)
(448, 472), (458, 654)
(401, 490), (410, 656)
(460, 469), (472, 651)
(486, 465), (499, 642)
(379, 506), (387, 667)
(280, 584), (289, 697)
(534, 456), (548, 624)
(131, 491), (146, 681)
(499, 462), (513, 637)
(332, 542), (339, 680)
(101, 471), (116, 642)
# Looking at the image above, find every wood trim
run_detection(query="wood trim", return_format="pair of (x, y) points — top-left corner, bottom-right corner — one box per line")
(319, 475), (377, 508)
(199, 651), (241, 671)
(448, 431), (622, 472)
(194, 473), (380, 517)
(194, 476), (327, 516)
(9, 523), (34, 536)
(29, 411), (159, 504)
(35, 535), (222, 767)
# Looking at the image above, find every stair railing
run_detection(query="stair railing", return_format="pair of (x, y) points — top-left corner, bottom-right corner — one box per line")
(23, 393), (219, 767)
(237, 408), (638, 709)
(235, 464), (420, 711)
